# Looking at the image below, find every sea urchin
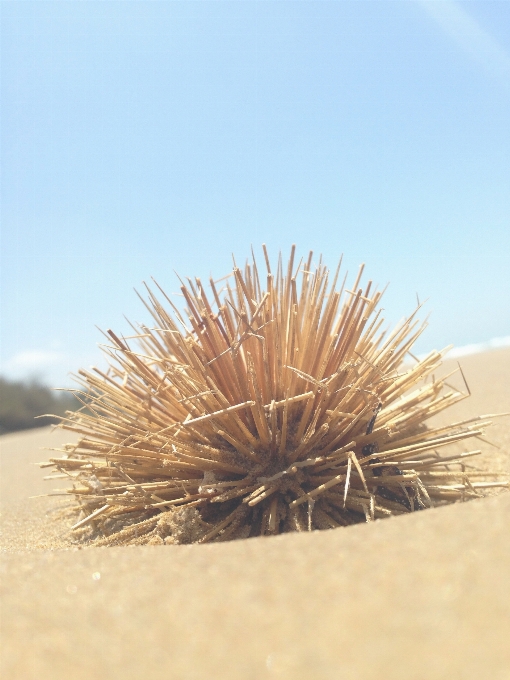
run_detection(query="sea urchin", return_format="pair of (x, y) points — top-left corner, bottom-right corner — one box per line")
(42, 247), (507, 545)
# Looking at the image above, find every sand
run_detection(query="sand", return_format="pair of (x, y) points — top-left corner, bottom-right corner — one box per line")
(1, 347), (509, 680)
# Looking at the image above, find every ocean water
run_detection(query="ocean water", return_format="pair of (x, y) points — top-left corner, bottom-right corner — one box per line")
(406, 336), (509, 366)
(447, 335), (510, 359)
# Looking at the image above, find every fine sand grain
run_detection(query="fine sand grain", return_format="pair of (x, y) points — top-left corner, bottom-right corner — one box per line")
(1, 348), (509, 680)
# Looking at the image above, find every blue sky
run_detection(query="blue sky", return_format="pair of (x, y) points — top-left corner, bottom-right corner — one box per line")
(1, 0), (509, 387)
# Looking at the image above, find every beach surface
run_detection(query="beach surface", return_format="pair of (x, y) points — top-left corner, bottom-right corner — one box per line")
(1, 348), (509, 680)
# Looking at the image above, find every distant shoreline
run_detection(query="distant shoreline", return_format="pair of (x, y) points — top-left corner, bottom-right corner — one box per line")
(422, 335), (510, 360)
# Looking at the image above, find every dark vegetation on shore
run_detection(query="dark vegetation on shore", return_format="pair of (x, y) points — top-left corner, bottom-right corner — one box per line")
(0, 377), (79, 435)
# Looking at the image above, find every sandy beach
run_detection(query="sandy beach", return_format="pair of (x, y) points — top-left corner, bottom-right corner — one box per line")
(2, 347), (509, 680)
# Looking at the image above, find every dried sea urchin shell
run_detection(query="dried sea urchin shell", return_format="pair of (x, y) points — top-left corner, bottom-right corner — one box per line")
(43, 247), (507, 545)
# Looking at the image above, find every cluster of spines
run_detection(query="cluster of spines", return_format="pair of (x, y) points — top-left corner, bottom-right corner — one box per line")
(41, 247), (507, 544)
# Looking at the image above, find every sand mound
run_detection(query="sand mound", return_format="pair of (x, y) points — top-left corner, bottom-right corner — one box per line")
(1, 348), (509, 680)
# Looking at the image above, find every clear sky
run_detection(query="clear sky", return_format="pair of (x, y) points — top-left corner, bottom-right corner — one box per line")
(1, 0), (509, 388)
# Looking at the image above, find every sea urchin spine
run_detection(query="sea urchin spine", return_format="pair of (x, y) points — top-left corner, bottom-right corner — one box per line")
(42, 247), (508, 545)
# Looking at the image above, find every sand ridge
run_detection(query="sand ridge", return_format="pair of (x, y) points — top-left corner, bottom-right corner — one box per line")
(1, 348), (509, 679)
